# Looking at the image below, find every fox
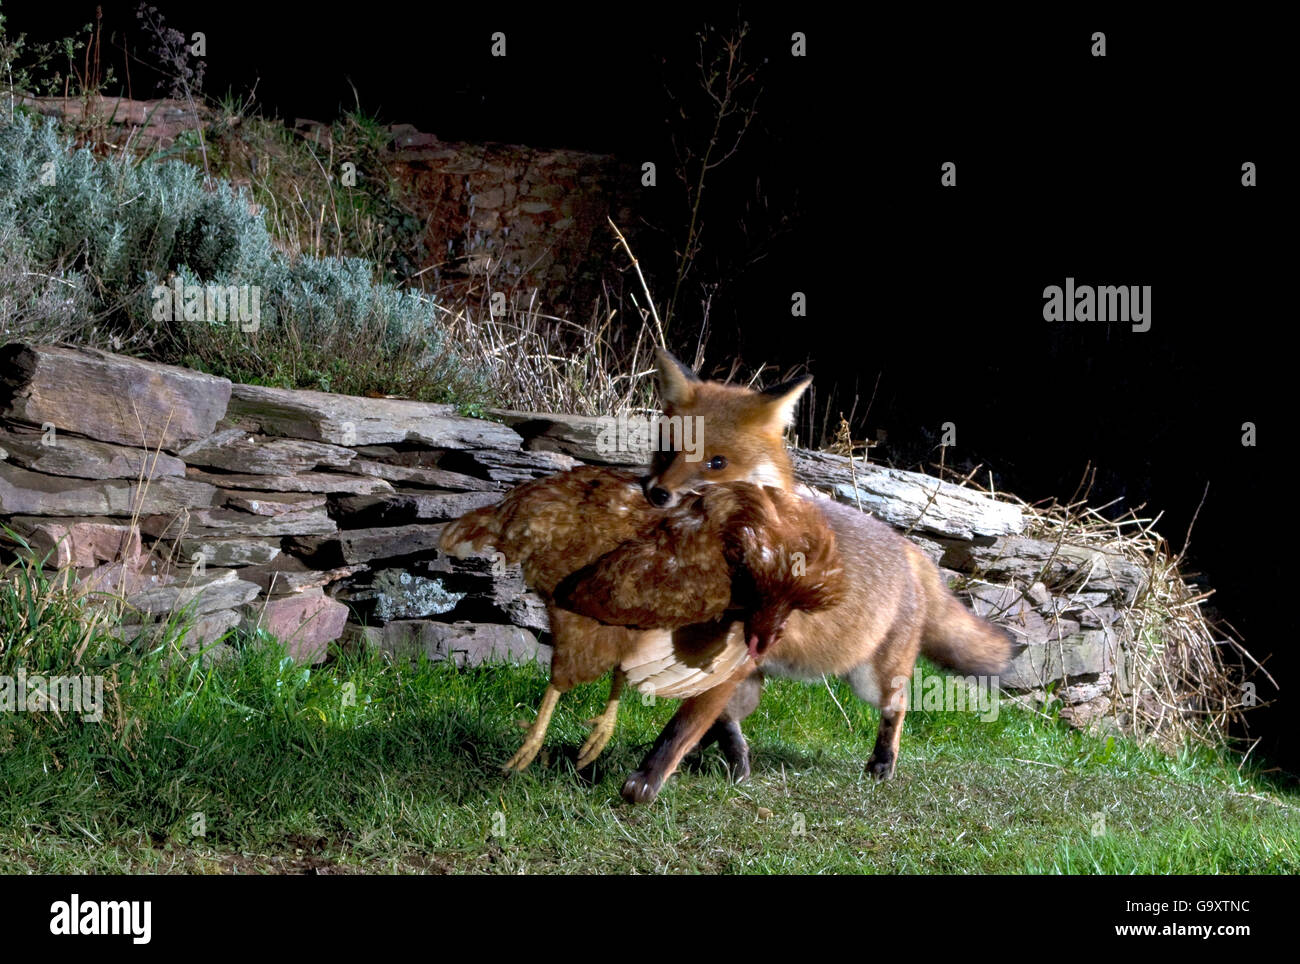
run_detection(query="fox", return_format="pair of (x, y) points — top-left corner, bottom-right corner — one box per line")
(620, 348), (1020, 803)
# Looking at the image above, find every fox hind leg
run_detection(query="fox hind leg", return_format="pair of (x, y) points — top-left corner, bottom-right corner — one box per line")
(845, 660), (908, 781)
(694, 671), (764, 782)
(866, 684), (906, 780)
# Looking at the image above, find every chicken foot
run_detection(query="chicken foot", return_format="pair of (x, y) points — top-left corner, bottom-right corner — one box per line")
(576, 670), (625, 769)
(503, 683), (563, 772)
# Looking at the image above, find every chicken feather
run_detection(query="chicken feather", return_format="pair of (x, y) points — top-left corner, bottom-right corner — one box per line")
(439, 464), (844, 771)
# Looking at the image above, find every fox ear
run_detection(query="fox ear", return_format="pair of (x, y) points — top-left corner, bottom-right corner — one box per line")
(656, 347), (700, 408)
(763, 375), (812, 430)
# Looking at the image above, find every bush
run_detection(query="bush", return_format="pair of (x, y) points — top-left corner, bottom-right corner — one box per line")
(0, 113), (485, 404)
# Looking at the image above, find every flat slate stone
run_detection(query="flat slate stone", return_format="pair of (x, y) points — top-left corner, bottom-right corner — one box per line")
(1001, 627), (1119, 689)
(487, 409), (652, 465)
(177, 536), (282, 567)
(221, 491), (328, 516)
(354, 619), (546, 668)
(0, 462), (217, 516)
(290, 524), (448, 565)
(792, 450), (1025, 539)
(227, 382), (522, 448)
(117, 609), (241, 659)
(7, 516), (141, 569)
(332, 489), (502, 525)
(0, 344), (231, 451)
(350, 447), (503, 489)
(435, 447), (580, 484)
(126, 568), (261, 617)
(239, 560), (368, 596)
(941, 536), (1147, 604)
(140, 505), (336, 539)
(342, 457), (503, 491)
(186, 467), (393, 495)
(180, 428), (356, 475)
(0, 423), (186, 480)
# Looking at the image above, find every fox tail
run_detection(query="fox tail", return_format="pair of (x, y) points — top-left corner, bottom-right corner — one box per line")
(918, 570), (1022, 677)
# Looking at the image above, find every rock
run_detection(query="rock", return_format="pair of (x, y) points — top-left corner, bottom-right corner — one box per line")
(239, 560), (368, 596)
(0, 423), (186, 480)
(417, 556), (551, 633)
(1059, 695), (1114, 730)
(341, 457), (502, 491)
(247, 588), (349, 664)
(117, 608), (240, 660)
(940, 536), (1147, 604)
(139, 505), (336, 539)
(74, 558), (160, 597)
(503, 592), (550, 634)
(1060, 673), (1113, 703)
(6, 516), (141, 569)
(1001, 627), (1119, 690)
(331, 489), (502, 525)
(177, 537), (282, 567)
(356, 619), (547, 668)
(186, 467), (394, 495)
(0, 344), (230, 450)
(342, 568), (466, 622)
(792, 450), (1025, 539)
(290, 524), (448, 565)
(1026, 581), (1052, 608)
(227, 382), (522, 448)
(435, 447), (580, 484)
(223, 491), (327, 516)
(179, 429), (356, 475)
(0, 462), (216, 516)
(126, 568), (261, 618)
(487, 409), (652, 465)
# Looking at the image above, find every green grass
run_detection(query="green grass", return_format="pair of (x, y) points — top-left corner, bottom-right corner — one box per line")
(1, 630), (1294, 874)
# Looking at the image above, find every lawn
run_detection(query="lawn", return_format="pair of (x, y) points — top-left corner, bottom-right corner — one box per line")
(1, 634), (1294, 875)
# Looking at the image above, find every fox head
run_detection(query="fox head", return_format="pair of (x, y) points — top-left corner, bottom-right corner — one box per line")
(644, 348), (811, 508)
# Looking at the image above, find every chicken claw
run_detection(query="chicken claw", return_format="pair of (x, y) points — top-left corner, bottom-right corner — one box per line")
(575, 672), (625, 769)
(503, 684), (562, 772)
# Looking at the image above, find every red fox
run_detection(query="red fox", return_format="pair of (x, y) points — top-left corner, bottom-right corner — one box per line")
(621, 349), (1019, 803)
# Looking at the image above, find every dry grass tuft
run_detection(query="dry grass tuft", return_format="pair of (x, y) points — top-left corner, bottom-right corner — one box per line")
(935, 462), (1265, 750)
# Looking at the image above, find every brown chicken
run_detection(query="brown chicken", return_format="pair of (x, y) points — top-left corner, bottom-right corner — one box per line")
(439, 465), (844, 772)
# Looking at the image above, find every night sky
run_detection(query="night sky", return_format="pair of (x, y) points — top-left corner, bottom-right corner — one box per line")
(7, 5), (1290, 771)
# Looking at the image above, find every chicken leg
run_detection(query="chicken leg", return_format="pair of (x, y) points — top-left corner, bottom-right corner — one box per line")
(576, 670), (625, 769)
(503, 684), (562, 772)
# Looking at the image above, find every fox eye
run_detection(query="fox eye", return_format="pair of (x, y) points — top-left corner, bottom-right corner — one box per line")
(707, 455), (728, 470)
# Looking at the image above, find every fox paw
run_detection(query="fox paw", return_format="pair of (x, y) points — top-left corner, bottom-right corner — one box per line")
(724, 746), (751, 784)
(865, 753), (896, 780)
(621, 770), (664, 804)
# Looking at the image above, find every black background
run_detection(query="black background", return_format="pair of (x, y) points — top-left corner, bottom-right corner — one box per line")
(6, 5), (1289, 773)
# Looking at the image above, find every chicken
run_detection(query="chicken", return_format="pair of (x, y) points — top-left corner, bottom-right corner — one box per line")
(439, 465), (845, 772)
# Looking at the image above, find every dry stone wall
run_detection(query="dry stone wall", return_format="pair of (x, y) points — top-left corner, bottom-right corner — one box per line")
(1, 344), (1146, 725)
(19, 95), (638, 315)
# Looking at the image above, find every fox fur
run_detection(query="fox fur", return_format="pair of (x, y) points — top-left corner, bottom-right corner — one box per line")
(621, 349), (1019, 803)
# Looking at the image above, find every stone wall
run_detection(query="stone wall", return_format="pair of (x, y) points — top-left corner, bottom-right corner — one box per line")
(17, 95), (639, 314)
(1, 344), (1146, 726)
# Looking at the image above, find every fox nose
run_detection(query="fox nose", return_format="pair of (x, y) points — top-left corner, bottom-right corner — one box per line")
(646, 486), (672, 507)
